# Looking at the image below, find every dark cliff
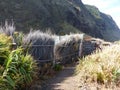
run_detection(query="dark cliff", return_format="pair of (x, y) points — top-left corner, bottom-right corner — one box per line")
(0, 0), (120, 41)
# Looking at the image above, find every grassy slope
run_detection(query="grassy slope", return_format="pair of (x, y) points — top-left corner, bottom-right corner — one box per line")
(76, 42), (120, 89)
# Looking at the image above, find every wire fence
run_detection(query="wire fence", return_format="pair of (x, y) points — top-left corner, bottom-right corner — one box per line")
(14, 34), (84, 65)
(30, 38), (84, 65)
(27, 45), (80, 61)
(35, 51), (79, 63)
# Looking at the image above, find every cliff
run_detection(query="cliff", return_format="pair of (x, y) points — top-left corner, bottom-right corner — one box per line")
(0, 0), (120, 41)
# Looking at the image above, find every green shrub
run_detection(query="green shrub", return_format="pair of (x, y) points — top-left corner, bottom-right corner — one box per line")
(0, 34), (37, 90)
(53, 64), (63, 71)
(13, 32), (24, 46)
(0, 34), (11, 65)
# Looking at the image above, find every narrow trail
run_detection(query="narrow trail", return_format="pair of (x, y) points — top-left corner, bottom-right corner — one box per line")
(41, 64), (80, 90)
(31, 63), (120, 90)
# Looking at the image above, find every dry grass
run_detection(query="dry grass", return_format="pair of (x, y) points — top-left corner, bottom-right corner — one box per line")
(23, 30), (55, 60)
(76, 43), (120, 89)
(0, 21), (15, 36)
(54, 34), (84, 64)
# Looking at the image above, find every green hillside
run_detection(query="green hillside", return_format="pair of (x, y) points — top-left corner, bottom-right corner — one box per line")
(0, 0), (120, 41)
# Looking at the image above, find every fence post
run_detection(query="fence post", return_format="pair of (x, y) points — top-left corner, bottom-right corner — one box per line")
(11, 43), (17, 50)
(52, 47), (55, 67)
(52, 42), (56, 67)
(79, 34), (84, 57)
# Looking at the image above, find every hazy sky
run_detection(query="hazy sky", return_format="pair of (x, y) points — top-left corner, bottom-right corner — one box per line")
(82, 0), (120, 28)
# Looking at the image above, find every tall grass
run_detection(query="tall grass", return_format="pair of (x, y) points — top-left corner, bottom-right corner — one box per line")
(0, 34), (12, 65)
(54, 34), (83, 64)
(13, 32), (24, 46)
(0, 21), (15, 36)
(23, 30), (55, 61)
(76, 43), (120, 87)
(1, 48), (37, 90)
(0, 34), (38, 90)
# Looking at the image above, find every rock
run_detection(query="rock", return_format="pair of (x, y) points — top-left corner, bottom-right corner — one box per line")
(0, 0), (120, 41)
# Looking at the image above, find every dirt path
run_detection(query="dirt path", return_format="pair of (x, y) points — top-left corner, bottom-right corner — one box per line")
(41, 65), (80, 90)
(30, 64), (120, 90)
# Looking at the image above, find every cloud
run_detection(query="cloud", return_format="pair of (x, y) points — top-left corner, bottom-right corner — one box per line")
(82, 0), (120, 28)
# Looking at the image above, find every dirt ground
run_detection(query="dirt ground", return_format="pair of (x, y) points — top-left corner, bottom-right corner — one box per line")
(30, 63), (120, 90)
(41, 65), (80, 90)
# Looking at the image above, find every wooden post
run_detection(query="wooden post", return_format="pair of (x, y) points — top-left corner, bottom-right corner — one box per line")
(11, 43), (17, 50)
(53, 46), (56, 67)
(79, 34), (84, 57)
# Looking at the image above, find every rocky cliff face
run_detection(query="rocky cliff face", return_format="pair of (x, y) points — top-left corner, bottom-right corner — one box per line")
(0, 0), (120, 41)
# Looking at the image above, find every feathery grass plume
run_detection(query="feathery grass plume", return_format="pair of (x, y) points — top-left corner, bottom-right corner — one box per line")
(54, 34), (84, 64)
(0, 21), (15, 44)
(76, 43), (120, 88)
(0, 21), (15, 36)
(23, 30), (55, 61)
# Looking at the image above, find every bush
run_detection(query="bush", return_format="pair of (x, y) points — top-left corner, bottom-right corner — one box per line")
(53, 64), (63, 71)
(0, 34), (12, 65)
(0, 34), (37, 90)
(76, 43), (120, 86)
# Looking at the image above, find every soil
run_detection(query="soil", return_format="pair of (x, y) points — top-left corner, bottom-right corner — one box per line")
(41, 64), (80, 90)
(29, 62), (120, 90)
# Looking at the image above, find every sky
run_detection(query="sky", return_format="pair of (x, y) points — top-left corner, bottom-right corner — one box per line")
(82, 0), (120, 28)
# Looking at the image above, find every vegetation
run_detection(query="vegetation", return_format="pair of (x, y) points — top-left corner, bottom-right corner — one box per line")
(53, 64), (63, 71)
(54, 34), (83, 64)
(76, 43), (120, 87)
(85, 5), (101, 19)
(0, 21), (120, 89)
(59, 22), (80, 34)
(0, 33), (37, 90)
(0, 0), (120, 41)
(0, 21), (15, 36)
(23, 30), (55, 61)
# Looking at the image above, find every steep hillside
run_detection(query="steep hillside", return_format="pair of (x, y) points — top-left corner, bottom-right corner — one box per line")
(85, 5), (120, 41)
(0, 0), (120, 41)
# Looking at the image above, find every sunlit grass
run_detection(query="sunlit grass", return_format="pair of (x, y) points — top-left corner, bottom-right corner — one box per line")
(76, 43), (120, 87)
(0, 33), (38, 90)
